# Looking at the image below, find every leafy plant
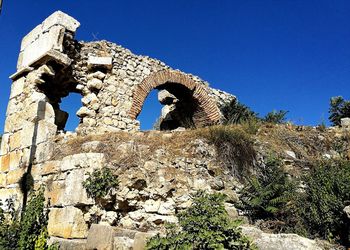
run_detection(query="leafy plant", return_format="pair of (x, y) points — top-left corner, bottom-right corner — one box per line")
(237, 155), (298, 231)
(263, 110), (288, 124)
(204, 126), (256, 178)
(0, 198), (20, 250)
(83, 168), (119, 199)
(298, 160), (350, 243)
(222, 99), (258, 125)
(329, 96), (350, 126)
(0, 189), (56, 250)
(147, 191), (255, 250)
(19, 189), (48, 250)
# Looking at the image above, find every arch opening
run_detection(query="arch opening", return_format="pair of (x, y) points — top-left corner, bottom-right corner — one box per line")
(129, 70), (222, 129)
(156, 82), (198, 130)
(137, 90), (162, 130)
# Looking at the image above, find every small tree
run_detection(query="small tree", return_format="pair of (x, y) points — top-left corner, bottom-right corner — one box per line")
(329, 96), (350, 126)
(263, 110), (288, 124)
(147, 192), (255, 250)
(237, 156), (297, 223)
(222, 99), (258, 125)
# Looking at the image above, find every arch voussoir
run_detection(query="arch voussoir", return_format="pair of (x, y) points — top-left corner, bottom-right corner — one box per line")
(129, 70), (222, 126)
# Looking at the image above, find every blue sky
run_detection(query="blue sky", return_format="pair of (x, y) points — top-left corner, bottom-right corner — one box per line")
(0, 0), (349, 131)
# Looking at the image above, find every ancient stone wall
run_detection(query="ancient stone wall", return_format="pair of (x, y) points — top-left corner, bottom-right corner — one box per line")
(0, 11), (236, 249)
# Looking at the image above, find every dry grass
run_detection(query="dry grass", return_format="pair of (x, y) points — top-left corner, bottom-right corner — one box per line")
(51, 130), (199, 166)
(50, 124), (350, 178)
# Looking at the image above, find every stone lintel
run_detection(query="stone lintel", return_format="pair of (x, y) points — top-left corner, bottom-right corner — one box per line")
(88, 56), (113, 69)
(10, 50), (71, 81)
(9, 67), (34, 80)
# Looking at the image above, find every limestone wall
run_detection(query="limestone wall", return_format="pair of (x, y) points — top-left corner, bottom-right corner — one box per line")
(0, 11), (236, 249)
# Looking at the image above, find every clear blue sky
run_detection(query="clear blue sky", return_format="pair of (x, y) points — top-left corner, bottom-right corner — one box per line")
(1, 0), (349, 131)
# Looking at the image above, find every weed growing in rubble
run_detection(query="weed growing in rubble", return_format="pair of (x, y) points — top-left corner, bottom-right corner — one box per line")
(83, 168), (119, 199)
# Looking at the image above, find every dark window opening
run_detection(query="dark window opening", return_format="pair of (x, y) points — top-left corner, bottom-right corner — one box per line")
(37, 75), (82, 132)
(138, 83), (199, 131)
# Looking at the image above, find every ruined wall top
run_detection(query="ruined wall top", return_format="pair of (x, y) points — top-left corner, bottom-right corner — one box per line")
(0, 11), (236, 247)
(6, 11), (235, 139)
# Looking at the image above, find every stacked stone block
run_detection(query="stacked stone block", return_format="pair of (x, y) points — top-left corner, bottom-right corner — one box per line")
(0, 11), (236, 249)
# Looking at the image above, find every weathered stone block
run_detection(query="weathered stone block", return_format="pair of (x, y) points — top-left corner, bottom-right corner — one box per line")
(41, 161), (61, 176)
(0, 155), (10, 172)
(36, 121), (57, 144)
(55, 168), (94, 206)
(0, 133), (10, 156)
(9, 120), (57, 153)
(4, 114), (26, 133)
(20, 25), (66, 69)
(0, 174), (7, 188)
(6, 168), (26, 185)
(42, 10), (80, 32)
(48, 237), (87, 250)
(9, 131), (22, 151)
(60, 153), (105, 172)
(0, 187), (22, 210)
(88, 56), (113, 69)
(18, 11), (79, 69)
(24, 101), (55, 124)
(113, 237), (133, 250)
(9, 150), (23, 171)
(6, 99), (21, 116)
(20, 24), (42, 52)
(86, 224), (115, 250)
(133, 232), (157, 250)
(48, 207), (88, 239)
(341, 117), (350, 129)
(10, 77), (25, 99)
(35, 141), (55, 164)
(241, 226), (322, 250)
(45, 180), (65, 206)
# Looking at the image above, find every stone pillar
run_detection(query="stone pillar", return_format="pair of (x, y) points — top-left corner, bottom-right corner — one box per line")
(0, 11), (80, 210)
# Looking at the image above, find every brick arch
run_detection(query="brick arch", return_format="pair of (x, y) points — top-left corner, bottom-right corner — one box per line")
(129, 70), (222, 126)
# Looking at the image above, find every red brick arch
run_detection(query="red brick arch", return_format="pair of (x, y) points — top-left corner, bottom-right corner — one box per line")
(129, 70), (221, 126)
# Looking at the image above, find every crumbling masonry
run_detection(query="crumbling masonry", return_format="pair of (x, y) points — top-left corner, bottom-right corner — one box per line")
(0, 11), (236, 248)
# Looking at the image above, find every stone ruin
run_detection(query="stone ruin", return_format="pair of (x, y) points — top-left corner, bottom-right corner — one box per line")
(6, 11), (234, 136)
(0, 11), (237, 249)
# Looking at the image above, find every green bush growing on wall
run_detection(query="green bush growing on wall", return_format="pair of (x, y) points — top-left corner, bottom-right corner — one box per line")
(0, 189), (58, 250)
(83, 168), (119, 199)
(263, 110), (288, 124)
(298, 160), (350, 243)
(222, 99), (258, 125)
(237, 155), (297, 222)
(146, 191), (255, 250)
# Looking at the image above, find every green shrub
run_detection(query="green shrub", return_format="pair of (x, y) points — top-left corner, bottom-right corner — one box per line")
(222, 99), (258, 125)
(237, 156), (297, 224)
(329, 96), (350, 126)
(298, 160), (350, 242)
(238, 157), (350, 245)
(0, 198), (20, 250)
(263, 110), (288, 124)
(146, 191), (255, 250)
(83, 168), (119, 199)
(205, 126), (256, 178)
(0, 189), (56, 250)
